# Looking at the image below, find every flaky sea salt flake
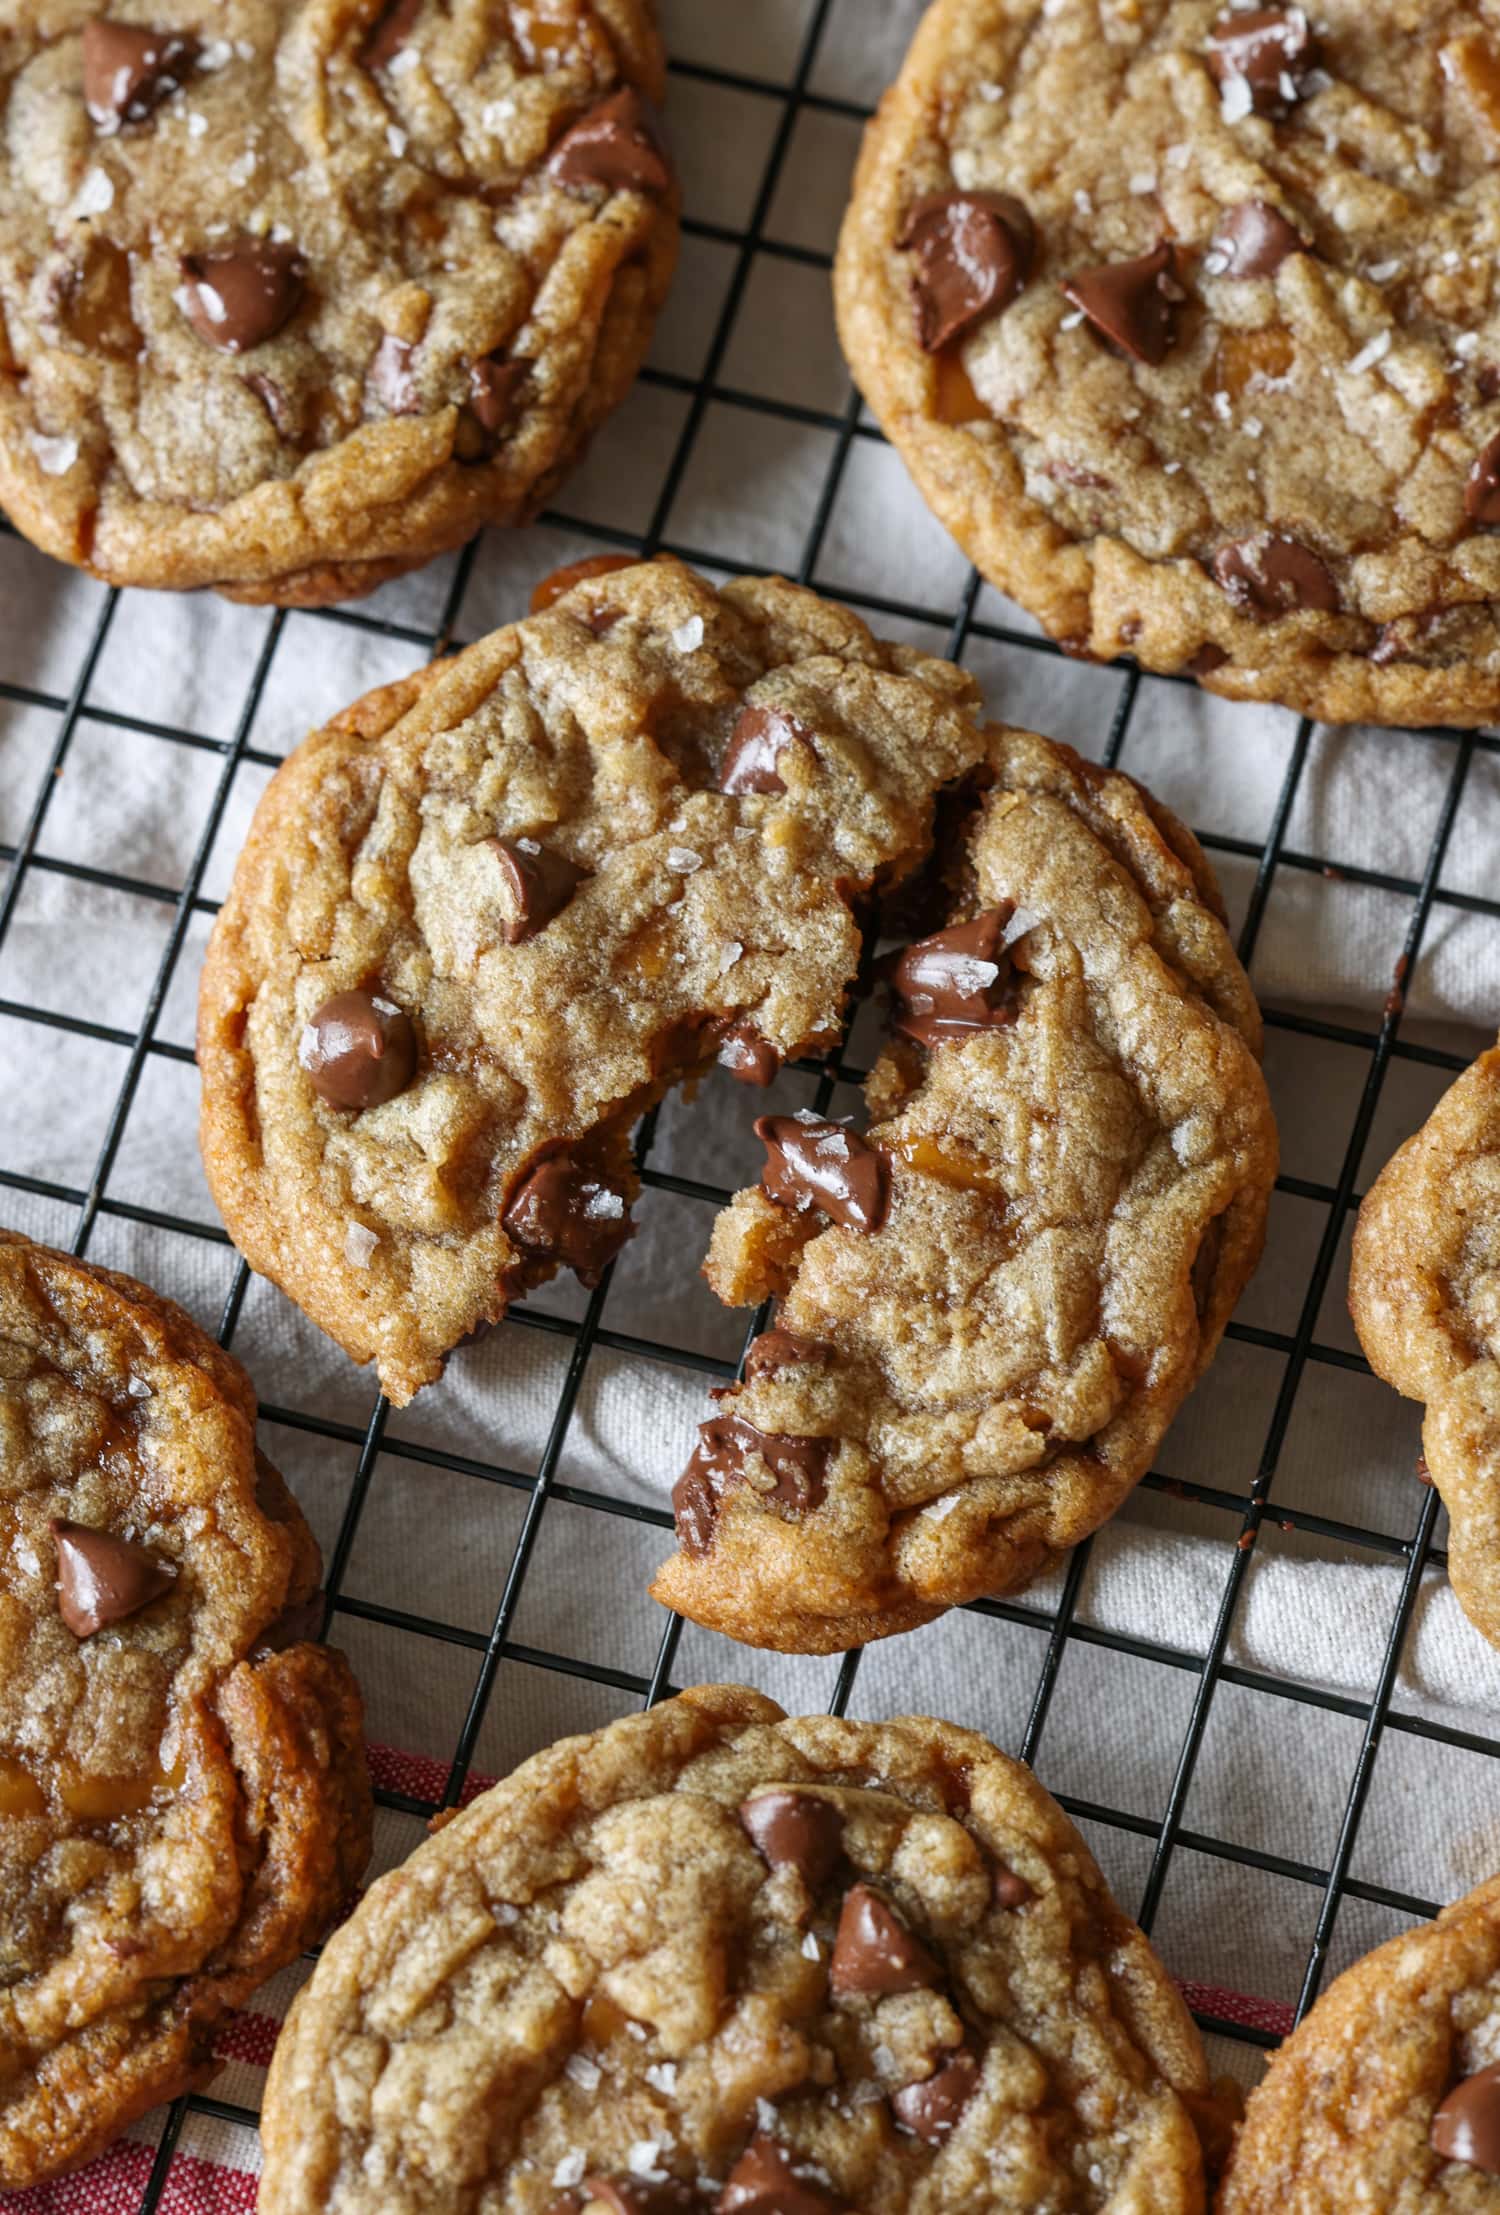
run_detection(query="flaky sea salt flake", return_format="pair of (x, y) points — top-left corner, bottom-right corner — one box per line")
(344, 1222), (379, 1268)
(1347, 329), (1391, 375)
(671, 615), (704, 653)
(29, 432), (78, 476)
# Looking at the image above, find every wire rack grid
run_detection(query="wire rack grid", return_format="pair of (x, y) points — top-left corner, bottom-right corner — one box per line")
(2, 1), (1499, 2206)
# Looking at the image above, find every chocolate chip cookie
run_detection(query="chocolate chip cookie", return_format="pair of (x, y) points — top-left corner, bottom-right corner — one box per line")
(1220, 1873), (1500, 2212)
(652, 731), (1276, 1654)
(258, 1683), (1227, 2214)
(197, 559), (991, 1404)
(0, 2), (676, 605)
(0, 1230), (371, 2189)
(835, 0), (1500, 725)
(1350, 1041), (1500, 1652)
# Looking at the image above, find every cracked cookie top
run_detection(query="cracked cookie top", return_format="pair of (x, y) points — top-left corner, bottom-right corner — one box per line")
(259, 1684), (1221, 2215)
(835, 0), (1500, 725)
(0, 0), (675, 603)
(1221, 1874), (1500, 2212)
(0, 1230), (371, 2190)
(197, 560), (991, 1405)
(1351, 1040), (1500, 1654)
(653, 730), (1276, 1654)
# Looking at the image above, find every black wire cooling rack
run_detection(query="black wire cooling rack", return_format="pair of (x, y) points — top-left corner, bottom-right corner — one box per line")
(4, 3), (1500, 2204)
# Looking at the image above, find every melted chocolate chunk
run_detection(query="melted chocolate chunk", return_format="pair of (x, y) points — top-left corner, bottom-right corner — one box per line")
(368, 333), (421, 415)
(1187, 642), (1230, 677)
(1061, 243), (1187, 367)
(360, 0), (421, 72)
(671, 1414), (832, 1555)
(1206, 7), (1320, 116)
(583, 2180), (698, 2215)
(718, 1022), (781, 1086)
(467, 355), (529, 442)
(742, 1329), (832, 1381)
(250, 1591), (327, 1657)
(53, 1521), (175, 1638)
(242, 370), (296, 437)
(1211, 532), (1339, 618)
(179, 243), (306, 353)
(1211, 200), (1307, 278)
(720, 705), (812, 796)
(890, 2049), (980, 2143)
(502, 1154), (634, 1282)
(299, 990), (417, 1111)
(738, 1790), (845, 1887)
(549, 87), (672, 196)
(829, 1882), (941, 1998)
(755, 1116), (889, 1235)
(1465, 431), (1500, 524)
(530, 552), (640, 614)
(486, 836), (586, 944)
(898, 190), (1035, 352)
(1432, 2062), (1500, 2173)
(83, 22), (197, 128)
(892, 907), (1019, 1047)
(991, 1861), (1032, 1909)
(718, 2134), (845, 2215)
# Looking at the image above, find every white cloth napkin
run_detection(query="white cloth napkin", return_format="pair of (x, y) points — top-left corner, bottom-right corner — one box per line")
(3, 2), (1500, 2187)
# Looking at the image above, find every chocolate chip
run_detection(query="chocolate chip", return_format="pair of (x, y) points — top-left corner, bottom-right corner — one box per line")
(583, 2180), (698, 2215)
(718, 1022), (781, 1086)
(991, 1864), (1031, 1909)
(755, 1115), (889, 1235)
(898, 191), (1035, 352)
(241, 370), (295, 437)
(368, 333), (421, 415)
(503, 1153), (633, 1282)
(1188, 642), (1230, 676)
(179, 244), (306, 353)
(1211, 532), (1339, 617)
(467, 355), (529, 440)
(250, 1591), (326, 1658)
(53, 1521), (175, 1638)
(1432, 2063), (1500, 2172)
(360, 0), (421, 72)
(718, 2133), (845, 2215)
(549, 87), (672, 196)
(890, 2049), (980, 2143)
(739, 1790), (844, 1887)
(1206, 7), (1320, 116)
(299, 991), (417, 1111)
(1465, 431), (1500, 524)
(672, 1414), (832, 1555)
(530, 552), (640, 614)
(720, 705), (812, 796)
(1211, 200), (1307, 278)
(1061, 244), (1187, 367)
(486, 836), (586, 944)
(83, 22), (197, 128)
(742, 1329), (832, 1381)
(892, 908), (1019, 1048)
(829, 1882), (941, 1998)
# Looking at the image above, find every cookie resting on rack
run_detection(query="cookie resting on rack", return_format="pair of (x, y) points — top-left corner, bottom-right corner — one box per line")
(0, 0), (676, 605)
(653, 731), (1276, 1653)
(258, 1682), (1229, 2215)
(0, 1230), (371, 2191)
(197, 559), (992, 1405)
(835, 0), (1500, 726)
(1351, 1040), (1500, 1653)
(1219, 1872), (1500, 2211)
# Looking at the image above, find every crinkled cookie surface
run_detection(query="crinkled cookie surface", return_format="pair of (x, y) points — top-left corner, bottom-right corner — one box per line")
(0, 1230), (371, 2189)
(0, 0), (675, 603)
(259, 1683), (1223, 2215)
(1220, 1874), (1500, 2213)
(652, 730), (1276, 1654)
(198, 561), (991, 1404)
(1352, 1042), (1500, 1653)
(836, 0), (1500, 724)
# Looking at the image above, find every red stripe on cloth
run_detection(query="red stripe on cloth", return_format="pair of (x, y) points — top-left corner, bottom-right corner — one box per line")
(365, 1740), (494, 1807)
(1176, 1975), (1294, 2038)
(1, 2143), (258, 2212)
(212, 2010), (281, 2071)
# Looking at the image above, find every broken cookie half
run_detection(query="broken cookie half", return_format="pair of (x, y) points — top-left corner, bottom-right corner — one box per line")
(652, 729), (1277, 1652)
(198, 560), (990, 1402)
